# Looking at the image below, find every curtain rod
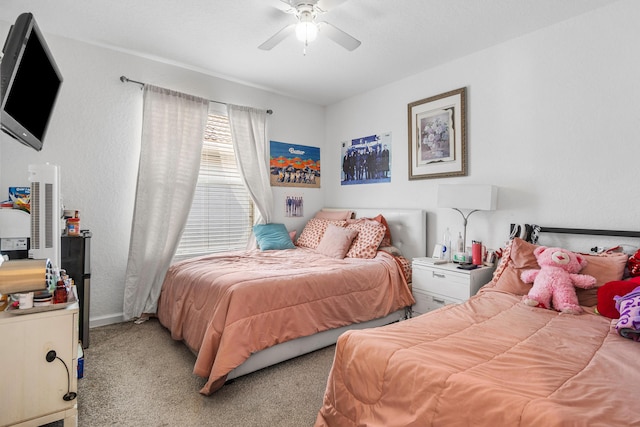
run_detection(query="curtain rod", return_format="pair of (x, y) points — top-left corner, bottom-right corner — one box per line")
(119, 75), (273, 115)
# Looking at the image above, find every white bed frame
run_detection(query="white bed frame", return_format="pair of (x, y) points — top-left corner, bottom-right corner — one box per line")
(227, 208), (427, 380)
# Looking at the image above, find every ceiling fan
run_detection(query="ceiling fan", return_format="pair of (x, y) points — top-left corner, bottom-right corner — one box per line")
(258, 0), (361, 53)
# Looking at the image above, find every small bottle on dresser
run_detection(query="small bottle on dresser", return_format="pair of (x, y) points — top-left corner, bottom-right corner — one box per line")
(53, 273), (68, 304)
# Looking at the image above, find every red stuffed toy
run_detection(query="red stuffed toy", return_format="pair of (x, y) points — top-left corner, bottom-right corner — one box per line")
(596, 276), (640, 319)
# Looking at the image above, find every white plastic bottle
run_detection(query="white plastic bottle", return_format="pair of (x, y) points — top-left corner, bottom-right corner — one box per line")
(442, 227), (451, 261)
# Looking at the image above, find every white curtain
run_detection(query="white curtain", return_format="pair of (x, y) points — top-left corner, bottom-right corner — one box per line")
(123, 85), (209, 320)
(227, 105), (273, 246)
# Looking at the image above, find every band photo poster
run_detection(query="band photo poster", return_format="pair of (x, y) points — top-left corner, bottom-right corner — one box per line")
(285, 195), (303, 217)
(341, 132), (391, 185)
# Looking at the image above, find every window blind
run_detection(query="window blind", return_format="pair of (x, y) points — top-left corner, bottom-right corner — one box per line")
(174, 113), (253, 260)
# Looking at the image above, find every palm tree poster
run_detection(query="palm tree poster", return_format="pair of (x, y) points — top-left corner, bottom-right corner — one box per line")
(270, 140), (321, 188)
(341, 132), (391, 185)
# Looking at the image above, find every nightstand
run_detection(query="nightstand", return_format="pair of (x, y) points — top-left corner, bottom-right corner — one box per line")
(411, 259), (496, 316)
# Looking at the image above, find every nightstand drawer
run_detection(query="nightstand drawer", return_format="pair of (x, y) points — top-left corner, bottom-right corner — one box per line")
(412, 267), (472, 301)
(412, 289), (459, 315)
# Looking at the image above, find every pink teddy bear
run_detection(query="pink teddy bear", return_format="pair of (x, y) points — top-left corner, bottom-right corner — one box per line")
(520, 246), (596, 314)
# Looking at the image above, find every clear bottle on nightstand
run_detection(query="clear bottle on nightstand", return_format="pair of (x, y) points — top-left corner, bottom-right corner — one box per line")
(456, 232), (464, 253)
(442, 228), (451, 262)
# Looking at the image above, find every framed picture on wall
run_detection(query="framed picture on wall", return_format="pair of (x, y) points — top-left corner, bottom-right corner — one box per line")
(270, 141), (321, 188)
(407, 87), (467, 180)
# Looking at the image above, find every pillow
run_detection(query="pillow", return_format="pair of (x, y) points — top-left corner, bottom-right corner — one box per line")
(483, 238), (539, 296)
(371, 214), (392, 247)
(315, 224), (359, 259)
(344, 218), (386, 259)
(253, 223), (296, 251)
(288, 230), (297, 242)
(576, 251), (628, 306)
(485, 238), (628, 306)
(314, 210), (354, 221)
(296, 218), (347, 249)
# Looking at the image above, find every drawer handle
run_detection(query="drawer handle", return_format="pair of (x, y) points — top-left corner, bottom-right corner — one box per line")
(433, 298), (446, 304)
(432, 272), (446, 279)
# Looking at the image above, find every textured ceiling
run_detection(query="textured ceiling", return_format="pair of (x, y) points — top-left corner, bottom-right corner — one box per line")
(0, 0), (619, 106)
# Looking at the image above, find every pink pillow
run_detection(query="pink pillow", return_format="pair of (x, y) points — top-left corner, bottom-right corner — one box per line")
(314, 210), (354, 221)
(345, 218), (386, 259)
(371, 214), (392, 247)
(484, 238), (628, 306)
(483, 238), (538, 296)
(577, 251), (628, 306)
(315, 224), (359, 259)
(296, 218), (347, 249)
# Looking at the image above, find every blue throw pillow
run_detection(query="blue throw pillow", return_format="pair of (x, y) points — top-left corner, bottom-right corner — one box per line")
(253, 223), (296, 251)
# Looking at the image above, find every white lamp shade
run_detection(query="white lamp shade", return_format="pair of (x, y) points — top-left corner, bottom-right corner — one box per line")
(437, 184), (498, 211)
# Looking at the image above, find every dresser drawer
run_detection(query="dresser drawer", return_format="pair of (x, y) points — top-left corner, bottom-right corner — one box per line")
(412, 267), (473, 300)
(412, 289), (459, 315)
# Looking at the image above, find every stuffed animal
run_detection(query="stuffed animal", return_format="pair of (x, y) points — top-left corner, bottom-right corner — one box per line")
(520, 246), (596, 314)
(596, 277), (640, 319)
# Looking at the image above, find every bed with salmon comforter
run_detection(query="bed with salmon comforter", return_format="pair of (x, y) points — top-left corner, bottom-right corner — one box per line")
(316, 234), (640, 426)
(157, 208), (424, 395)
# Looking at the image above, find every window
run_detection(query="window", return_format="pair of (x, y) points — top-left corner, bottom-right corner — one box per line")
(174, 112), (254, 260)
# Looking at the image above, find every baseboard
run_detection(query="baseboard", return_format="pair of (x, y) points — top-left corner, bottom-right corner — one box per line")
(89, 313), (124, 328)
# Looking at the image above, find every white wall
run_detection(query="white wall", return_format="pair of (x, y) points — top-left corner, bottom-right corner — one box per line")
(0, 27), (325, 326)
(324, 0), (640, 254)
(2, 0), (638, 327)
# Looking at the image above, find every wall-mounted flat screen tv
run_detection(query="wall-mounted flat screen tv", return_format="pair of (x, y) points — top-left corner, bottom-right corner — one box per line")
(1, 12), (63, 151)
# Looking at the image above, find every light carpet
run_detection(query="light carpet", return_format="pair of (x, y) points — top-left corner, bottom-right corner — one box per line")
(52, 318), (336, 426)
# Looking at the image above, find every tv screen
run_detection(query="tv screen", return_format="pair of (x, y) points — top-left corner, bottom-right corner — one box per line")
(1, 12), (63, 151)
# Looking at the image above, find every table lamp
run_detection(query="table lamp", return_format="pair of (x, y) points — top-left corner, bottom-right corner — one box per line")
(437, 184), (498, 252)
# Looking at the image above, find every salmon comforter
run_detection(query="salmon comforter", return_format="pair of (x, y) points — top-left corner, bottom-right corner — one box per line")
(157, 247), (414, 395)
(316, 287), (640, 426)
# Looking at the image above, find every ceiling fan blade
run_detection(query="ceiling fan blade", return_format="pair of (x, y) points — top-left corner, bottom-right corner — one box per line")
(277, 0), (297, 14)
(317, 0), (348, 12)
(258, 24), (296, 50)
(317, 21), (361, 51)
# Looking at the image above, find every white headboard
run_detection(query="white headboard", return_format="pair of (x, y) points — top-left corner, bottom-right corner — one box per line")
(327, 208), (427, 260)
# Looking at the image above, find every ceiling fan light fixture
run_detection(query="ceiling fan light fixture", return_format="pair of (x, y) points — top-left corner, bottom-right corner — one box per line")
(296, 21), (318, 43)
(295, 10), (318, 43)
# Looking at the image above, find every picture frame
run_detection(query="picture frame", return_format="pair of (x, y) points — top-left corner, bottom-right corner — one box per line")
(407, 87), (467, 180)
